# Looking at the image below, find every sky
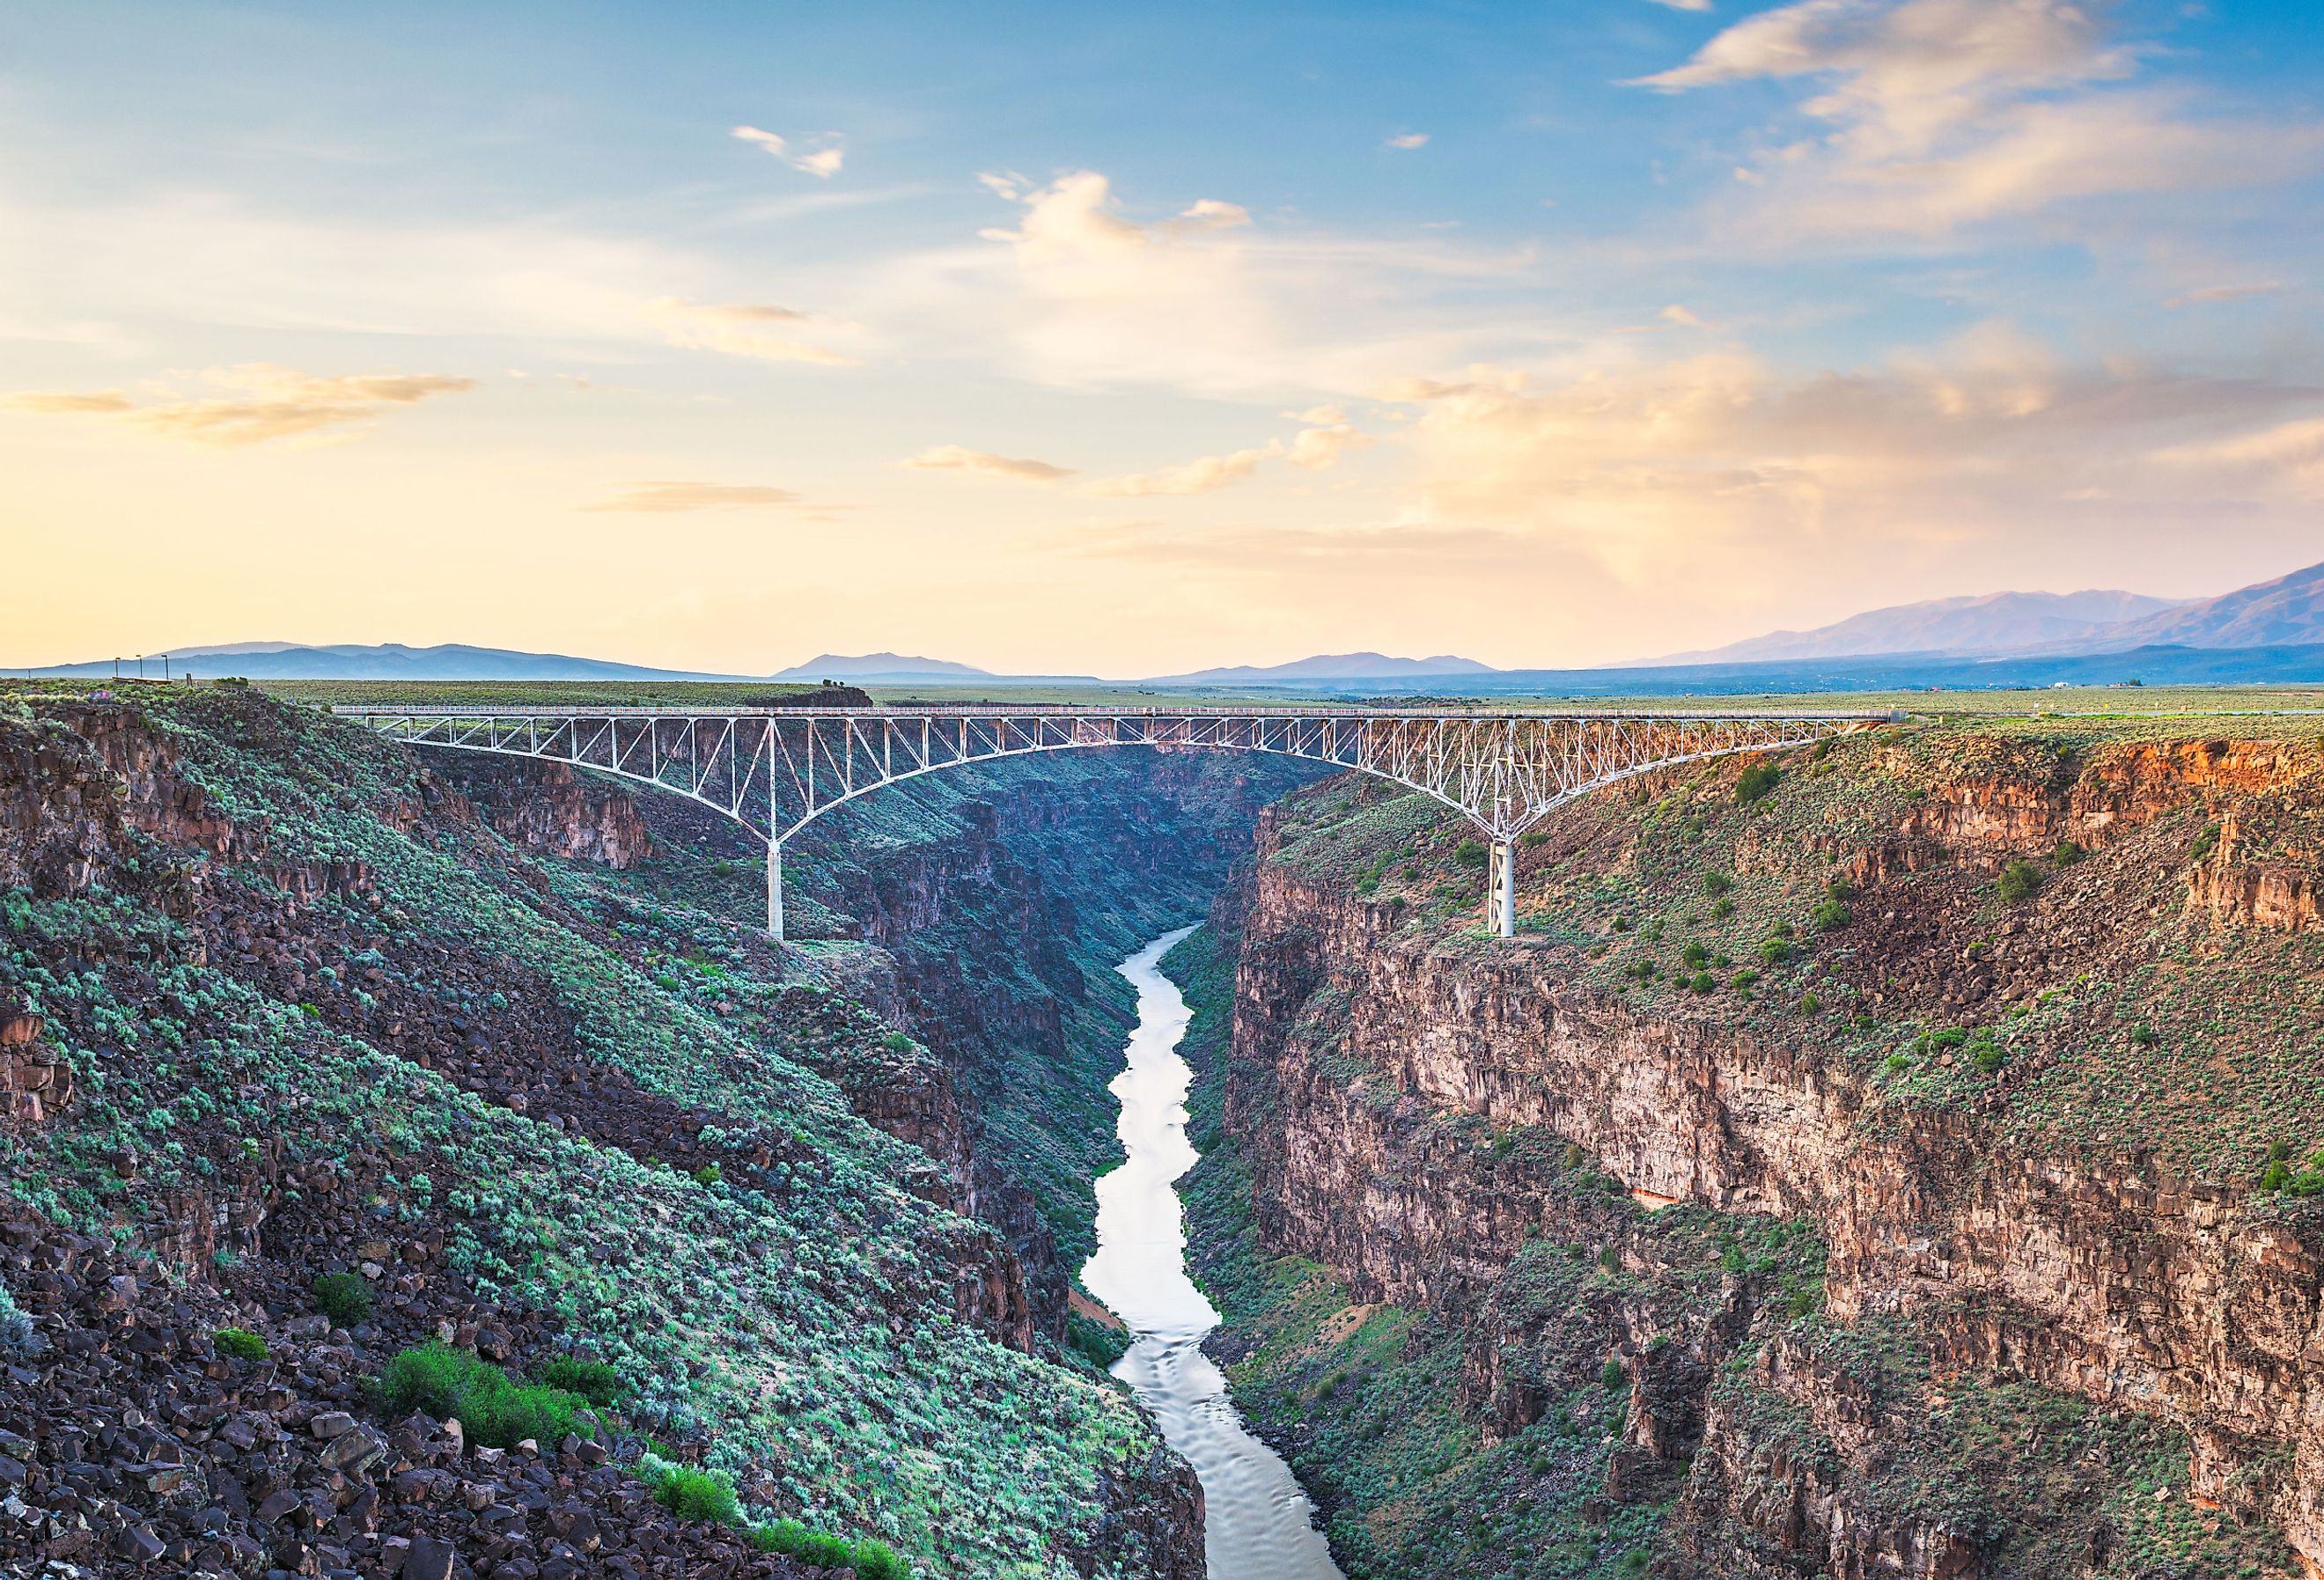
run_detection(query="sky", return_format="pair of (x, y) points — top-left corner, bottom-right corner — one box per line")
(3, 0), (2321, 676)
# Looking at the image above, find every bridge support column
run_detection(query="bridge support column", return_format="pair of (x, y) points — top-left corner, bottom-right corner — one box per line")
(1489, 836), (1516, 938)
(767, 839), (784, 943)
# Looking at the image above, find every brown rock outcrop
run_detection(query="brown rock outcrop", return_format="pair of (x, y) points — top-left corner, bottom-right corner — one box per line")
(1218, 738), (2324, 1573)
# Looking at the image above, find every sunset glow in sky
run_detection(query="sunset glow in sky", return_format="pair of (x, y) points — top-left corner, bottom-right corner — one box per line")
(4, 1), (2321, 675)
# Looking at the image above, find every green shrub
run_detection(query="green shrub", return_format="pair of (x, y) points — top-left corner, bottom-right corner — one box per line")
(654, 1465), (742, 1525)
(2291, 1172), (2324, 1198)
(1882, 1053), (1908, 1077)
(1710, 894), (1734, 919)
(1759, 937), (1792, 966)
(2269, 1140), (2293, 1162)
(1067, 1312), (1131, 1371)
(1996, 861), (2042, 904)
(1970, 1040), (2005, 1075)
(692, 1164), (722, 1187)
(1734, 763), (1781, 805)
(1600, 1359), (1627, 1391)
(536, 1356), (625, 1407)
(1680, 941), (1709, 970)
(1798, 992), (1821, 1015)
(849, 1540), (911, 1580)
(1729, 968), (1759, 991)
(1691, 971), (1716, 993)
(378, 1341), (593, 1448)
(1520, 830), (1551, 848)
(2260, 1160), (2293, 1192)
(311, 1272), (374, 1328)
(214, 1326), (268, 1362)
(2129, 1024), (2159, 1047)
(2190, 823), (2220, 862)
(1810, 898), (1850, 931)
(1701, 871), (1733, 899)
(2053, 838), (2086, 866)
(1453, 839), (1489, 868)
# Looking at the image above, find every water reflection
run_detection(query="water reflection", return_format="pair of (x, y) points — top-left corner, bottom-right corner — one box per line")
(1081, 927), (1346, 1580)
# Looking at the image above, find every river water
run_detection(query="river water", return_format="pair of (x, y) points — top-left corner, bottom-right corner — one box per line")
(1079, 927), (1346, 1580)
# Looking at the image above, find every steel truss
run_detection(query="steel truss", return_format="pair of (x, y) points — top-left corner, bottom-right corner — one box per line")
(336, 704), (1899, 939)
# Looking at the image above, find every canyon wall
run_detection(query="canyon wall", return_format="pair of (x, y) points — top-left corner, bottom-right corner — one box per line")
(1206, 726), (2324, 1578)
(0, 688), (1211, 1580)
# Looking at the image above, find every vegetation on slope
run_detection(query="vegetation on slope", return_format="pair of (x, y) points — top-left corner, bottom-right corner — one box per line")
(0, 684), (1210, 1578)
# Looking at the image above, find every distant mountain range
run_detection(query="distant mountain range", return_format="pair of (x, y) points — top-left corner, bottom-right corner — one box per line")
(1147, 652), (1497, 684)
(18, 642), (736, 682)
(1645, 590), (2187, 665)
(19, 560), (2324, 693)
(1645, 559), (2324, 666)
(2057, 560), (2324, 653)
(770, 652), (994, 681)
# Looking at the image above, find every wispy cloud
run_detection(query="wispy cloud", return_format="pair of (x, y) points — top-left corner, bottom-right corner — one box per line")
(4, 366), (474, 446)
(1631, 0), (2323, 241)
(2166, 281), (2285, 308)
(1104, 410), (1384, 494)
(4, 390), (134, 414)
(914, 412), (1374, 500)
(904, 445), (1077, 483)
(648, 298), (855, 364)
(583, 481), (808, 513)
(731, 124), (845, 178)
(2155, 418), (2324, 496)
(1384, 132), (1430, 151)
(1086, 447), (1274, 497)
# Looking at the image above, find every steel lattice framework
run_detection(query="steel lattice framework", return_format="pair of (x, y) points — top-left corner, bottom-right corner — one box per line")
(335, 704), (1899, 938)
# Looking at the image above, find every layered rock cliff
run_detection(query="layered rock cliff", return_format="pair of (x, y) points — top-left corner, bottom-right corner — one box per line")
(1189, 720), (2324, 1579)
(0, 685), (1213, 1580)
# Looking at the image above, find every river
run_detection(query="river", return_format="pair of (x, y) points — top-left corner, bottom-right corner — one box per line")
(1079, 927), (1347, 1580)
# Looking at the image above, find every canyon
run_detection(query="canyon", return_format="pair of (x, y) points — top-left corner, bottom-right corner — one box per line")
(5, 684), (2324, 1579)
(1182, 720), (2324, 1578)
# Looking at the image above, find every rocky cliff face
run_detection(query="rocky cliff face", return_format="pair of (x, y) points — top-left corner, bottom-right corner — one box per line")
(0, 686), (1211, 1580)
(1201, 724), (2324, 1579)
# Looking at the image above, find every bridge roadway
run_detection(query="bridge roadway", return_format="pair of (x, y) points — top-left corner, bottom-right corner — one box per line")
(334, 702), (1902, 938)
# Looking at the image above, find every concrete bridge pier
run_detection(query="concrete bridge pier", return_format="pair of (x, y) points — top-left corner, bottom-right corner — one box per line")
(1488, 836), (1516, 938)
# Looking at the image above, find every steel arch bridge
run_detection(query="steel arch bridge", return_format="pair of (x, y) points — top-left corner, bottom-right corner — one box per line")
(334, 704), (1901, 939)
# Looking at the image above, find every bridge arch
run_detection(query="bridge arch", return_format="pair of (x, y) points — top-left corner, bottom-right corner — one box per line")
(337, 705), (1896, 938)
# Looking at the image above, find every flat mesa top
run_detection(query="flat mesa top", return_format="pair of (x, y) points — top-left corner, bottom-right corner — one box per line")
(332, 704), (1905, 723)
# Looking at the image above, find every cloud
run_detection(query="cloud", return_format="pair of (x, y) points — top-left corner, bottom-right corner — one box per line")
(2155, 418), (2324, 496)
(867, 168), (1525, 399)
(4, 390), (133, 414)
(1661, 304), (1708, 327)
(1085, 447), (1273, 497)
(1169, 198), (1252, 232)
(6, 365), (474, 446)
(583, 481), (807, 513)
(731, 124), (845, 179)
(1645, 0), (1714, 9)
(1630, 0), (2321, 240)
(904, 445), (1077, 483)
(2166, 282), (2285, 308)
(648, 298), (855, 364)
(1384, 132), (1430, 150)
(911, 411), (1375, 500)
(1086, 413), (1374, 496)
(1382, 327), (2324, 594)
